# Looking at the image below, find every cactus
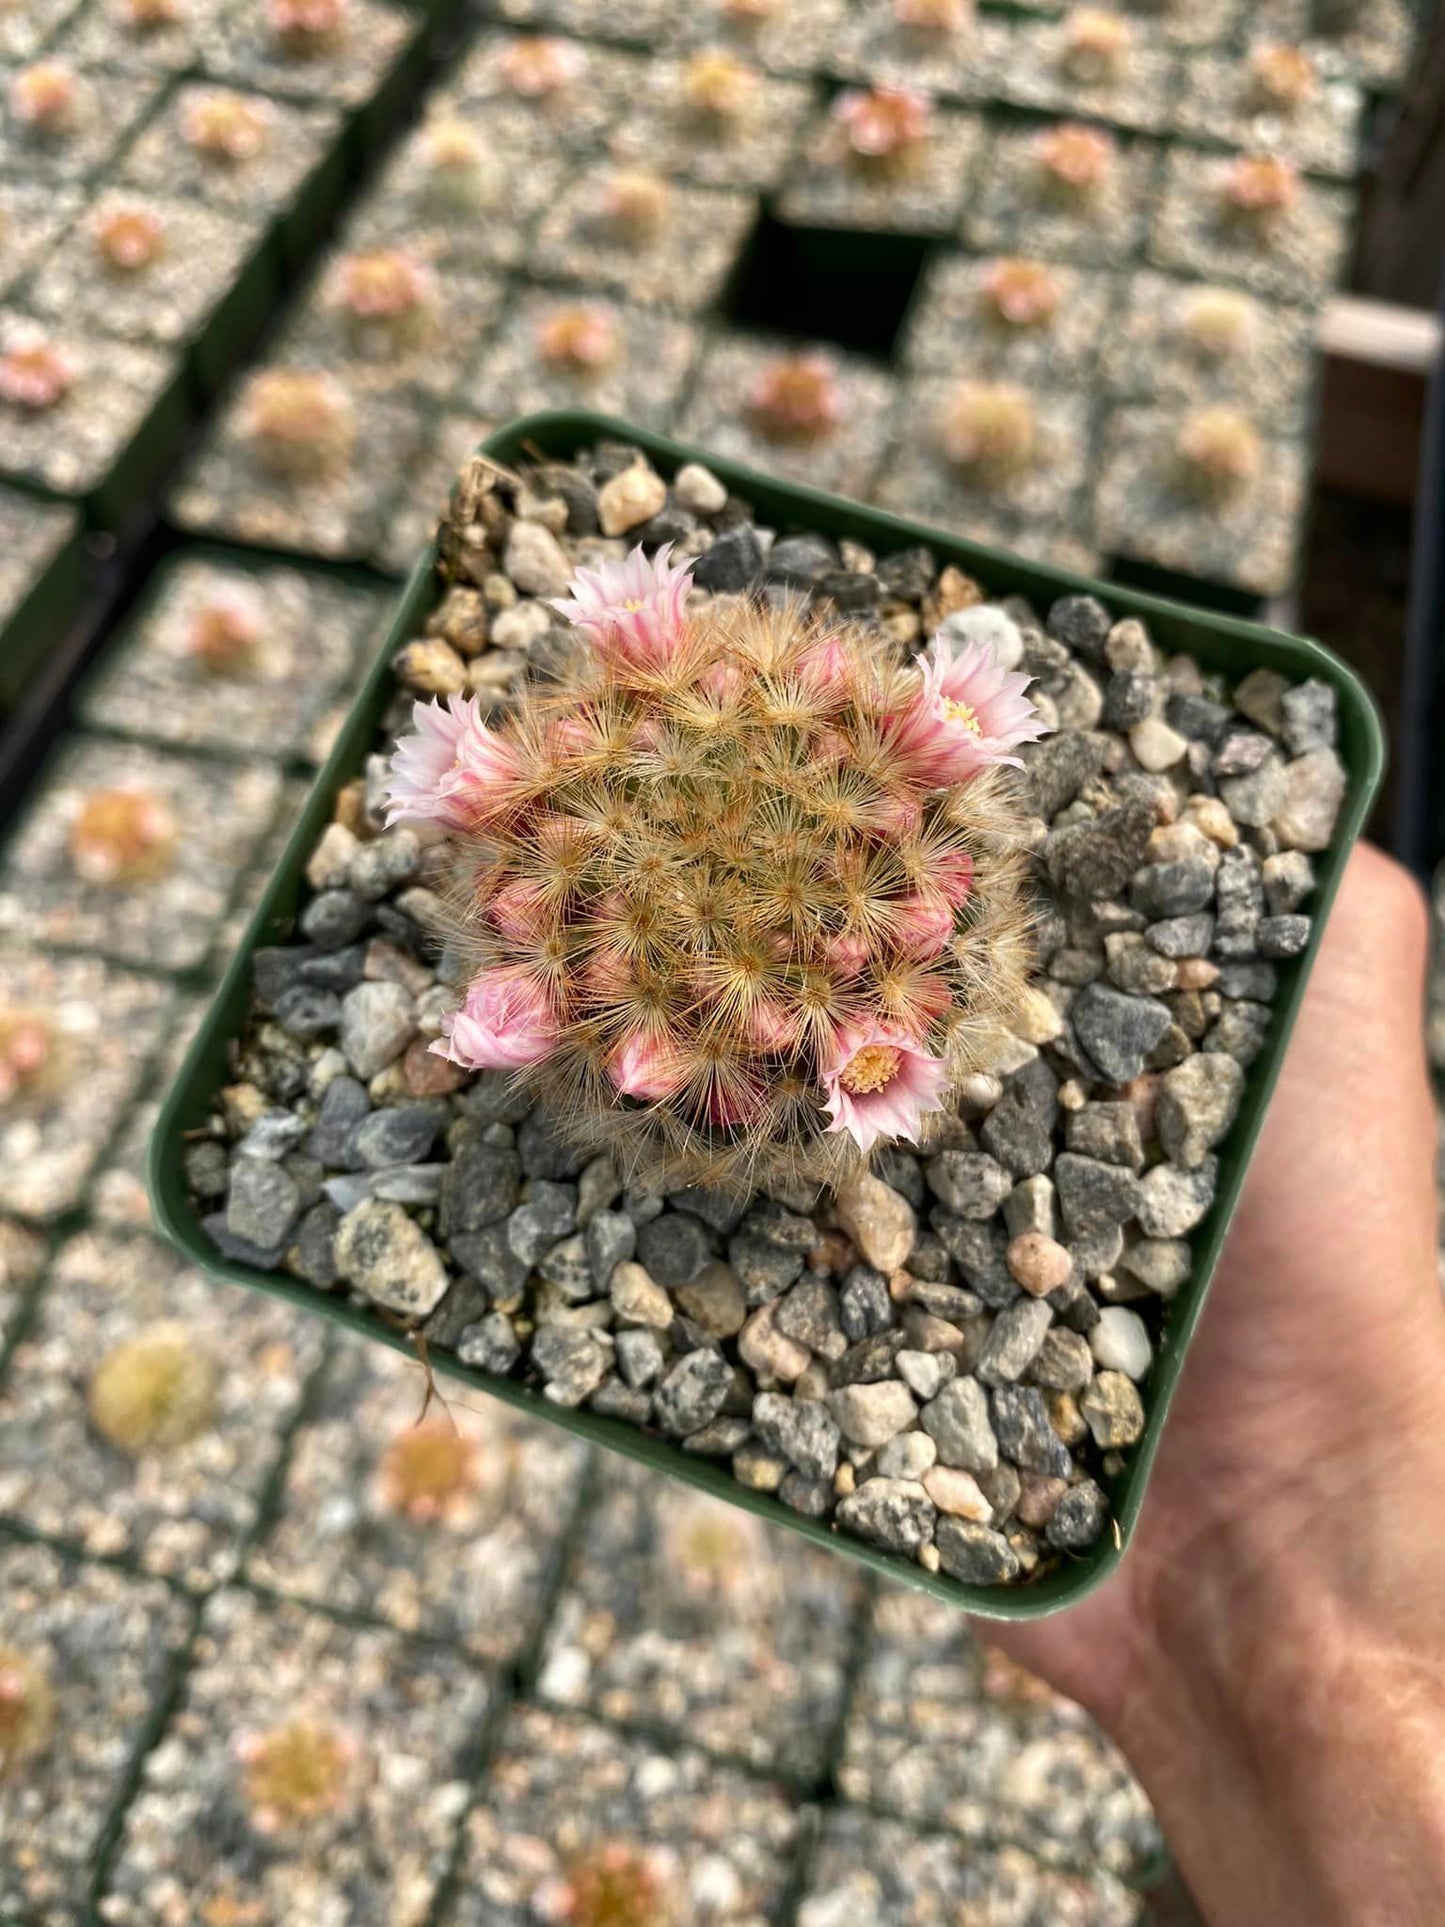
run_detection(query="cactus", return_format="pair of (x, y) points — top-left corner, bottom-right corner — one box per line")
(681, 49), (759, 126)
(834, 85), (930, 170)
(721, 0), (778, 19)
(553, 1841), (677, 1927)
(239, 368), (355, 481)
(1248, 43), (1317, 111)
(182, 585), (266, 676)
(746, 351), (842, 445)
(938, 381), (1037, 481)
(597, 171), (673, 248)
(0, 325), (77, 412)
(1176, 406), (1263, 504)
(87, 1323), (217, 1456)
(93, 205), (167, 274)
(1062, 8), (1132, 83)
(0, 1008), (58, 1107)
(419, 117), (503, 215)
(124, 0), (185, 27)
(0, 1646), (54, 1778)
(658, 1489), (774, 1607)
(1179, 286), (1256, 361)
(182, 90), (273, 163)
(267, 0), (348, 57)
(68, 786), (178, 885)
(384, 539), (1045, 1188)
(8, 61), (85, 137)
(1221, 153), (1299, 222)
(500, 35), (584, 97)
(1034, 121), (1115, 199)
(374, 1414), (482, 1525)
(537, 305), (621, 375)
(234, 1717), (363, 1834)
(894, 0), (973, 32)
(328, 249), (438, 353)
(981, 258), (1062, 329)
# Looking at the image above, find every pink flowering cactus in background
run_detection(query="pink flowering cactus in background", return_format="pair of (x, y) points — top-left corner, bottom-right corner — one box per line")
(551, 543), (693, 670)
(499, 34), (584, 97)
(893, 635), (1050, 785)
(382, 694), (521, 830)
(433, 971), (557, 1071)
(0, 328), (78, 411)
(835, 85), (930, 160)
(822, 1022), (952, 1154)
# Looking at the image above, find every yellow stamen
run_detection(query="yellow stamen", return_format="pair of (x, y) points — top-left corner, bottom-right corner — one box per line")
(841, 1043), (902, 1094)
(942, 697), (983, 734)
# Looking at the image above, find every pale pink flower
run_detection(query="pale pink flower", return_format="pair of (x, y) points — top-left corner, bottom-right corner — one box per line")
(383, 694), (520, 831)
(893, 635), (1048, 785)
(432, 971), (556, 1071)
(835, 86), (929, 160)
(489, 878), (550, 942)
(0, 327), (77, 410)
(795, 633), (852, 692)
(821, 1022), (950, 1154)
(934, 849), (975, 908)
(610, 1030), (689, 1100)
(552, 543), (693, 670)
(890, 892), (954, 960)
(824, 931), (870, 979)
(745, 995), (803, 1051)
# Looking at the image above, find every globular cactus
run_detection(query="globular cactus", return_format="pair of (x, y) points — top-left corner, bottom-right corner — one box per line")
(87, 1323), (217, 1456)
(834, 85), (931, 170)
(234, 1717), (363, 1834)
(981, 258), (1062, 330)
(537, 305), (621, 376)
(1034, 121), (1115, 200)
(418, 117), (503, 216)
(894, 0), (973, 33)
(93, 205), (167, 274)
(0, 1646), (54, 1778)
(747, 351), (842, 446)
(681, 50), (759, 127)
(1062, 8), (1132, 84)
(68, 785), (178, 886)
(9, 61), (85, 137)
(385, 542), (1046, 1190)
(327, 248), (438, 354)
(1178, 286), (1256, 361)
(373, 1413), (484, 1526)
(938, 381), (1038, 481)
(124, 0), (184, 27)
(1175, 406), (1263, 504)
(548, 1840), (677, 1927)
(267, 0), (348, 57)
(182, 584), (267, 676)
(500, 35), (584, 98)
(0, 1007), (59, 1107)
(1221, 153), (1299, 224)
(239, 368), (355, 481)
(1248, 42), (1317, 112)
(0, 324), (77, 412)
(183, 90), (273, 164)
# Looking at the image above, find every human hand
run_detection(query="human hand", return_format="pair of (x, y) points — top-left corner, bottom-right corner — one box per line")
(983, 843), (1445, 1926)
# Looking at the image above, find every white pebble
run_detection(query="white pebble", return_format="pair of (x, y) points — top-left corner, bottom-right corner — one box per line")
(1089, 1306), (1153, 1380)
(673, 461), (728, 515)
(1130, 717), (1189, 772)
(935, 602), (1024, 670)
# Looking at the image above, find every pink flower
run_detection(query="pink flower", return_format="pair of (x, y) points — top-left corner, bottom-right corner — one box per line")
(821, 1022), (951, 1155)
(824, 931), (870, 979)
(746, 995), (803, 1051)
(892, 635), (1048, 786)
(382, 695), (520, 831)
(489, 878), (549, 941)
(431, 971), (556, 1071)
(610, 1030), (688, 1100)
(934, 850), (975, 908)
(551, 543), (693, 671)
(890, 892), (954, 960)
(795, 633), (852, 692)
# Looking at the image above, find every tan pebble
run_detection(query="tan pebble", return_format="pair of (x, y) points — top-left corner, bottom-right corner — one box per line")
(1007, 1232), (1073, 1297)
(597, 463), (667, 536)
(954, 1072), (1004, 1114)
(881, 606), (922, 645)
(609, 1261), (675, 1329)
(1129, 717), (1188, 772)
(1147, 820), (1217, 866)
(1015, 1471), (1068, 1529)
(395, 637), (467, 695)
(1173, 958), (1219, 989)
(1012, 984), (1064, 1046)
(334, 780), (367, 835)
(918, 1542), (941, 1572)
(834, 1171), (916, 1273)
(738, 1301), (811, 1383)
(402, 1036), (468, 1096)
(1184, 794), (1239, 847)
(834, 1462), (857, 1497)
(305, 820), (359, 890)
(1057, 1078), (1088, 1111)
(1121, 1072), (1159, 1143)
(1104, 617), (1156, 673)
(220, 1081), (267, 1131)
(466, 651), (526, 695)
(922, 1465), (992, 1522)
(516, 489), (569, 533)
(1046, 1389), (1089, 1446)
(923, 565), (983, 628)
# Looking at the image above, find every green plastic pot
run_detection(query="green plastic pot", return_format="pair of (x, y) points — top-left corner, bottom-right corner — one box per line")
(148, 408), (1385, 1621)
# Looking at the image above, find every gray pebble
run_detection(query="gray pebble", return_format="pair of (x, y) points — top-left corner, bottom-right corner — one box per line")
(652, 1347), (732, 1436)
(227, 1156), (301, 1251)
(584, 1208), (637, 1287)
(827, 1380), (918, 1448)
(1046, 1479), (1109, 1550)
(338, 980), (415, 1080)
(990, 1385), (1073, 1477)
(439, 1138), (521, 1238)
(457, 1311), (522, 1375)
(1257, 913), (1311, 958)
(920, 1378), (998, 1473)
(517, 1109), (587, 1180)
(614, 1326), (665, 1390)
(1157, 1055), (1244, 1169)
(538, 1234), (594, 1301)
(1214, 847), (1264, 958)
(1130, 858), (1215, 921)
(1146, 913), (1215, 959)
(978, 1057), (1059, 1179)
(925, 1151), (1011, 1218)
(1136, 1158), (1218, 1238)
(692, 524), (764, 591)
(976, 1298), (1053, 1386)
(273, 985), (342, 1040)
(1280, 678), (1337, 756)
(839, 1264), (893, 1339)
(334, 1199), (448, 1316)
(1072, 983), (1172, 1084)
(775, 1276), (847, 1359)
(753, 1392), (841, 1481)
(935, 1517), (1022, 1585)
(532, 1326), (613, 1407)
(352, 1102), (444, 1170)
(837, 1478), (937, 1555)
(507, 1181), (578, 1265)
(637, 1212), (711, 1286)
(728, 1232), (806, 1304)
(1053, 1153), (1141, 1240)
(1262, 849), (1315, 914)
(1064, 1103), (1143, 1170)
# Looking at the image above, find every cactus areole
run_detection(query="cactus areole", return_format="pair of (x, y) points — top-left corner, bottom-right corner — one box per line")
(384, 519), (1048, 1190)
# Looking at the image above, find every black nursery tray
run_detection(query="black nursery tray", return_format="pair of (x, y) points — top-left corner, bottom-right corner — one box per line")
(150, 409), (1384, 1621)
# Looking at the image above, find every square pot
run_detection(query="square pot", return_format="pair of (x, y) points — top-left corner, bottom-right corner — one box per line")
(1147, 145), (1355, 304)
(149, 409), (1383, 1621)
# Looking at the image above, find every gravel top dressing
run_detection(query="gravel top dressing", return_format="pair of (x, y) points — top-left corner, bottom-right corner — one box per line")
(179, 435), (1358, 1597)
(902, 255), (1118, 388)
(119, 85), (344, 220)
(1148, 144), (1354, 303)
(0, 178), (85, 301)
(0, 483), (77, 624)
